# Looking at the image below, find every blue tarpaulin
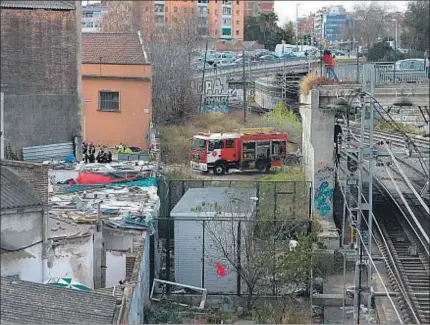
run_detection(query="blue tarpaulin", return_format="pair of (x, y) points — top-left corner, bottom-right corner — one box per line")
(63, 178), (157, 193)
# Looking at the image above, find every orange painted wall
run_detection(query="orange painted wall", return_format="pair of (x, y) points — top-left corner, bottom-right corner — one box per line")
(208, 0), (244, 40)
(232, 0), (244, 40)
(165, 0), (195, 26)
(82, 63), (152, 149)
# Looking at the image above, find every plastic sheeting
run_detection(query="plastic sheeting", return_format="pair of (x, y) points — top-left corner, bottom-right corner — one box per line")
(63, 178), (157, 193)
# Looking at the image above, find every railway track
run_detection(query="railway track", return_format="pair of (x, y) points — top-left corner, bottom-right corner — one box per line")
(364, 179), (430, 324)
(390, 157), (430, 202)
(349, 127), (430, 152)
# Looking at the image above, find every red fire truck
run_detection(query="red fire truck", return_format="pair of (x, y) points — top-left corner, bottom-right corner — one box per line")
(190, 128), (288, 175)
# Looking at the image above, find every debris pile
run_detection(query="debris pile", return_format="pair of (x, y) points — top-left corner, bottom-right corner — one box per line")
(50, 181), (159, 232)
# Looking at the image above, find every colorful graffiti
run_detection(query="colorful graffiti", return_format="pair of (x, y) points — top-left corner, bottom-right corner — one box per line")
(202, 95), (229, 113)
(314, 164), (334, 217)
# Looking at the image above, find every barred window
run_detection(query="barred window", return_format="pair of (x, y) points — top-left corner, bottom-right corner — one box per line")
(99, 91), (119, 112)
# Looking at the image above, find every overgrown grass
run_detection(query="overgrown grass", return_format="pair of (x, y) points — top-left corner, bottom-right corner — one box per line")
(373, 117), (426, 136)
(160, 104), (302, 165)
(299, 75), (355, 96)
(260, 166), (305, 182)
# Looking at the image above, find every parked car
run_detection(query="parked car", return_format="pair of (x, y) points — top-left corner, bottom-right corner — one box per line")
(277, 52), (297, 59)
(378, 59), (426, 83)
(234, 58), (252, 65)
(395, 59), (425, 71)
(259, 55), (277, 61)
(217, 59), (237, 68)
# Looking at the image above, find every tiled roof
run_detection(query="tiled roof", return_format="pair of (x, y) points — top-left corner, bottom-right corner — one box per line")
(0, 166), (43, 211)
(0, 1), (75, 10)
(82, 33), (147, 65)
(0, 277), (117, 324)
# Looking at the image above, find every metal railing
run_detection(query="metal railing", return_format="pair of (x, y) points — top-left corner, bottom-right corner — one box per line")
(333, 62), (428, 86)
(193, 57), (317, 74)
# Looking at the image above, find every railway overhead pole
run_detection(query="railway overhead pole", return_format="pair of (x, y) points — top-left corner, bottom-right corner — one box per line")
(333, 87), (430, 323)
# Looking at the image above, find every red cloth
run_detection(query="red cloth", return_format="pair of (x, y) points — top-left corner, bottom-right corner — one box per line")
(76, 172), (113, 184)
(216, 262), (226, 277)
(322, 54), (334, 68)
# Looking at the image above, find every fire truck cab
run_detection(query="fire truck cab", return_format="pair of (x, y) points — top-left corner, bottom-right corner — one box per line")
(190, 128), (287, 175)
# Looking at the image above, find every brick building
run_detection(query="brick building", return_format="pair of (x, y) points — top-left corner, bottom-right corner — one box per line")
(244, 0), (275, 17)
(298, 15), (315, 38)
(0, 1), (82, 159)
(105, 0), (245, 41)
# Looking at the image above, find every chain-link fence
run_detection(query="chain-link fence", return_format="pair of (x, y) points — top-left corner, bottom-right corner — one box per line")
(155, 177), (312, 296)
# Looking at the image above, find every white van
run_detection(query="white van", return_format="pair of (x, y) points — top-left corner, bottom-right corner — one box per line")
(275, 44), (298, 56)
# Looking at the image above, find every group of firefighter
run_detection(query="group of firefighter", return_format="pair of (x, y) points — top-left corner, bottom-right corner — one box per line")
(82, 142), (112, 164)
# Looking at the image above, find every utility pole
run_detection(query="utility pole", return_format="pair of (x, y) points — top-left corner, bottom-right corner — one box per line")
(242, 47), (247, 123)
(353, 93), (365, 324)
(199, 37), (209, 113)
(0, 91), (4, 160)
(295, 3), (300, 46)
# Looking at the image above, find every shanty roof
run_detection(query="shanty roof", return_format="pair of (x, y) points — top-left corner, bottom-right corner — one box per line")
(171, 187), (257, 218)
(0, 167), (43, 211)
(0, 1), (75, 10)
(0, 277), (117, 324)
(82, 33), (148, 65)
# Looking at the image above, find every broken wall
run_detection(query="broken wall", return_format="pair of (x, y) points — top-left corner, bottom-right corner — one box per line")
(47, 235), (94, 288)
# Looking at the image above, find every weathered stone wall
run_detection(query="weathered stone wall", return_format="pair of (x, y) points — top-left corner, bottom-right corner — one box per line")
(0, 6), (81, 156)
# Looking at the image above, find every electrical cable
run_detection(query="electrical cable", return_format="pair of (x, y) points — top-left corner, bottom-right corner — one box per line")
(383, 165), (430, 243)
(335, 170), (405, 324)
(339, 89), (428, 178)
(1, 240), (43, 252)
(365, 92), (429, 177)
(383, 142), (429, 215)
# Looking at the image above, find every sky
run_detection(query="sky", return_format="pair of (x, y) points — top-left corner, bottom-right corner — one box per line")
(274, 0), (410, 25)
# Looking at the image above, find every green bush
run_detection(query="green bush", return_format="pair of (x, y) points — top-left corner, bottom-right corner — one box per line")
(262, 102), (302, 144)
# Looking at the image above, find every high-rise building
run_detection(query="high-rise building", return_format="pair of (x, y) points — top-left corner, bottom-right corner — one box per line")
(82, 3), (108, 33)
(245, 0), (274, 17)
(208, 0), (244, 40)
(314, 5), (346, 43)
(125, 0), (243, 41)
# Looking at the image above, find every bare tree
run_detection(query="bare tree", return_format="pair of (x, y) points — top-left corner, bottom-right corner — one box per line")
(145, 15), (202, 124)
(192, 197), (314, 310)
(100, 0), (133, 33)
(341, 2), (395, 48)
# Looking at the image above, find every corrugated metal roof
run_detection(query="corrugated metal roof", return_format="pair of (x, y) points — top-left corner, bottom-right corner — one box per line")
(0, 277), (117, 324)
(0, 249), (35, 261)
(0, 1), (75, 10)
(171, 187), (256, 217)
(94, 285), (125, 302)
(0, 166), (43, 211)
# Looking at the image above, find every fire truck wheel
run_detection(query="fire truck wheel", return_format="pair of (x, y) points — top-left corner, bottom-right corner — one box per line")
(257, 162), (270, 174)
(214, 163), (226, 175)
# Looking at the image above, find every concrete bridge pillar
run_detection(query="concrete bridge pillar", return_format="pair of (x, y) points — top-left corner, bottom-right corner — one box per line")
(300, 89), (336, 219)
(300, 88), (339, 249)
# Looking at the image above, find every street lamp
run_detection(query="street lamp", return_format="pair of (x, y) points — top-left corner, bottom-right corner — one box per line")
(295, 3), (300, 47)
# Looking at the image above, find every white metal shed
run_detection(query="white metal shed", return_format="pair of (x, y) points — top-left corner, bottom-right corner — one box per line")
(171, 187), (256, 294)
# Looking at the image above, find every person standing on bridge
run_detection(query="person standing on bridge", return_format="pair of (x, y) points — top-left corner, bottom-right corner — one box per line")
(322, 50), (339, 81)
(424, 50), (430, 81)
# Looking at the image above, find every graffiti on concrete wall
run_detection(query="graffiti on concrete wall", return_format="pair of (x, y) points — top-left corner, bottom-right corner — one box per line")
(202, 95), (229, 113)
(314, 162), (334, 217)
(228, 88), (255, 102)
(200, 77), (230, 113)
(205, 78), (226, 95)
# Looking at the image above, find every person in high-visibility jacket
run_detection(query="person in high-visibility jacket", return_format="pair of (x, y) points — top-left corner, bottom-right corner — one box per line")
(322, 50), (339, 81)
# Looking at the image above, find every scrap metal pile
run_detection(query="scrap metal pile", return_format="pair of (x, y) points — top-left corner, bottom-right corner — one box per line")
(50, 181), (160, 232)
